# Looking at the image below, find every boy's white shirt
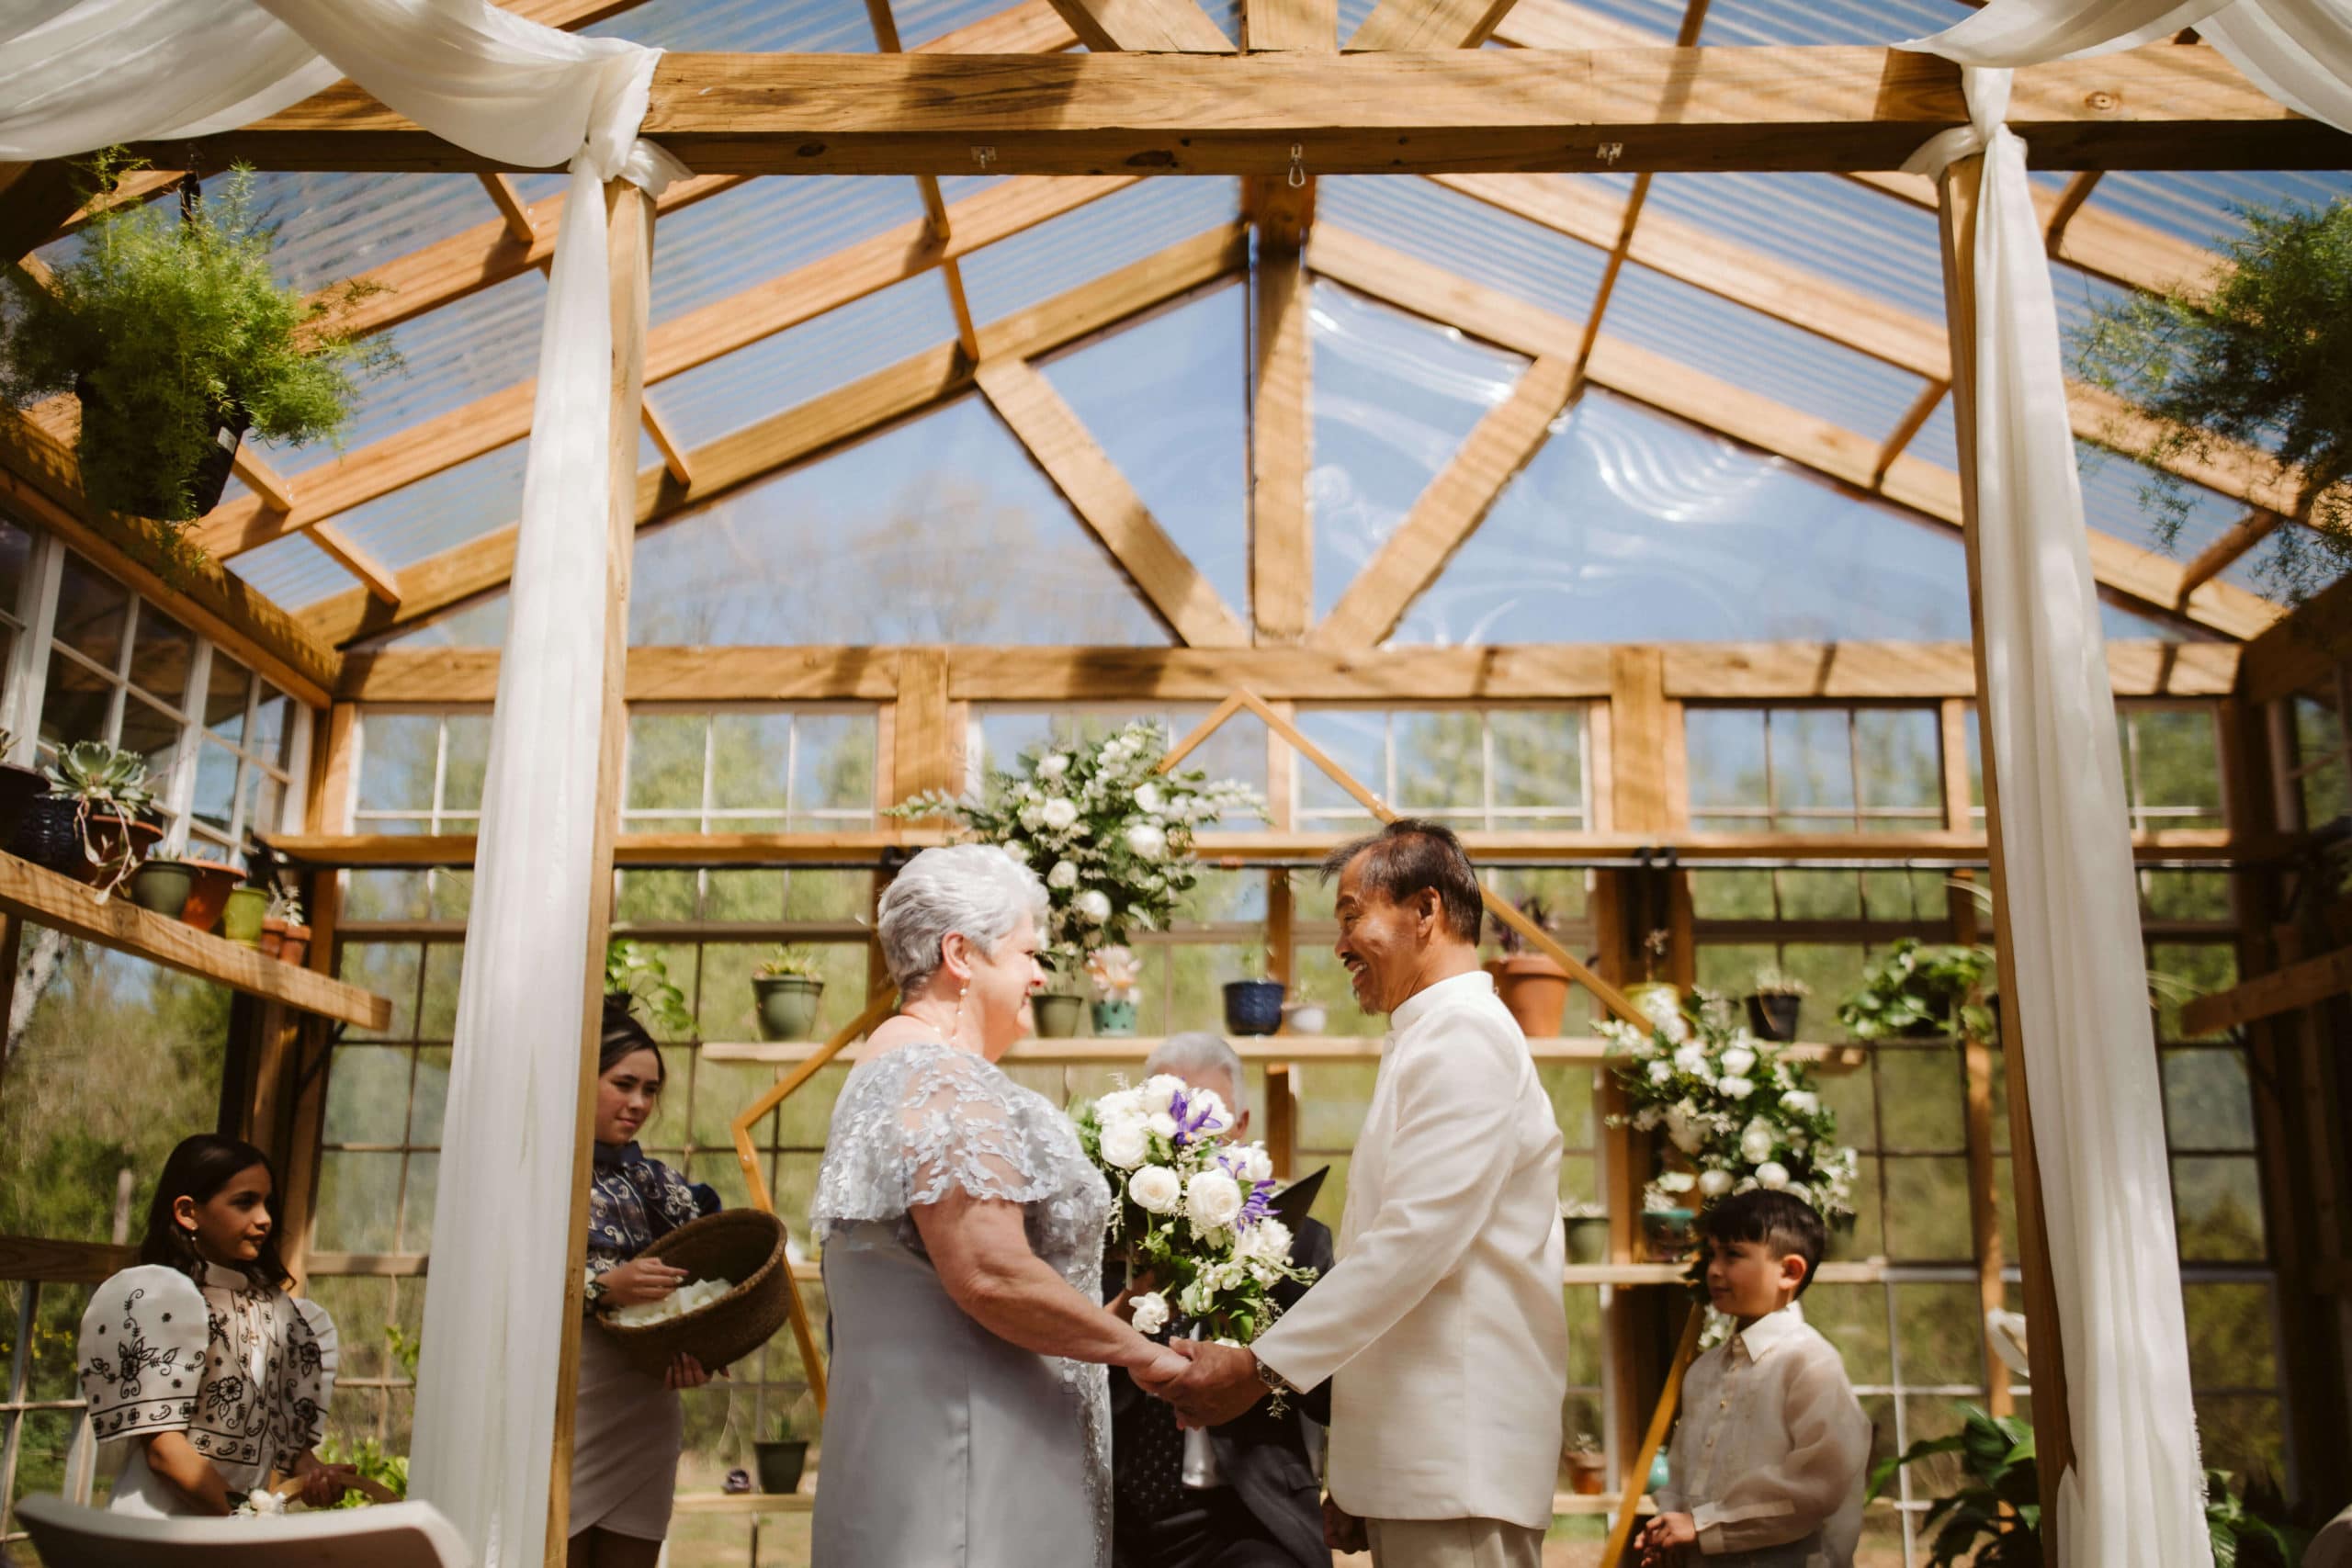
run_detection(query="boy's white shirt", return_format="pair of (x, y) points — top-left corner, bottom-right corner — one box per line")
(1657, 1303), (1871, 1566)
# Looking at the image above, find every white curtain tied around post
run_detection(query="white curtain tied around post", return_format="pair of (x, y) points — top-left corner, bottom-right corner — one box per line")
(0, 5), (684, 1563)
(1895, 55), (2212, 1568)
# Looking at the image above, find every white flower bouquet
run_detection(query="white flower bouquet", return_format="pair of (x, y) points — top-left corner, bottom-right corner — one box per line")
(1071, 1074), (1316, 1343)
(1600, 990), (1858, 1225)
(888, 721), (1264, 988)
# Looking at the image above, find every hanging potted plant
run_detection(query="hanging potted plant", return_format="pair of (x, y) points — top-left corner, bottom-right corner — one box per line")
(1836, 940), (1994, 1043)
(0, 730), (48, 843)
(887, 719), (1264, 1040)
(1622, 928), (1683, 1037)
(1486, 895), (1571, 1037)
(750, 946), (826, 1043)
(16, 741), (161, 899)
(1743, 965), (1810, 1043)
(0, 155), (396, 555)
(1085, 944), (1140, 1037)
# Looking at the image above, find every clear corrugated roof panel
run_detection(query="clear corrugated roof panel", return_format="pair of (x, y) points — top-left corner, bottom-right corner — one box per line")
(580, 0), (875, 51)
(2086, 170), (2352, 250)
(1041, 284), (1249, 621)
(1909, 391), (1959, 473)
(2075, 441), (2280, 596)
(1642, 173), (1947, 319)
(1601, 261), (1934, 438)
(649, 177), (928, 329)
(651, 270), (961, 450)
(1317, 176), (1609, 324)
(894, 0), (1041, 44)
(957, 178), (1240, 323)
(226, 530), (358, 613)
(1697, 0), (1969, 45)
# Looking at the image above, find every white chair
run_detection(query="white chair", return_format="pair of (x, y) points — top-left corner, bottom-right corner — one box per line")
(14, 1494), (471, 1568)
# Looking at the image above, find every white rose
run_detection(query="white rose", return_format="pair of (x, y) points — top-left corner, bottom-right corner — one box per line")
(1665, 1101), (1704, 1156)
(1038, 752), (1070, 780)
(1757, 1161), (1791, 1190)
(1719, 1074), (1755, 1100)
(1047, 859), (1079, 889)
(1647, 1059), (1673, 1085)
(1129, 1166), (1182, 1213)
(1148, 1111), (1180, 1139)
(1018, 803), (1045, 831)
(1185, 1170), (1245, 1231)
(1239, 1145), (1274, 1184)
(1698, 1168), (1734, 1198)
(1781, 1089), (1818, 1116)
(1041, 796), (1080, 832)
(1134, 782), (1165, 815)
(1129, 1291), (1170, 1336)
(1719, 1045), (1757, 1077)
(1656, 1169), (1696, 1194)
(1099, 1119), (1149, 1169)
(1672, 1043), (1709, 1077)
(1244, 1217), (1293, 1260)
(1075, 889), (1113, 922)
(1141, 1075), (1184, 1113)
(1099, 1088), (1144, 1121)
(1740, 1121), (1777, 1164)
(1125, 822), (1169, 860)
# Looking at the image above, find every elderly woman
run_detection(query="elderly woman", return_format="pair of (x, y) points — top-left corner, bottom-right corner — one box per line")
(811, 844), (1188, 1567)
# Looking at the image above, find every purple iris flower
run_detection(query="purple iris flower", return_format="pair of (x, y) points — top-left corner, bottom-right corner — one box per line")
(1167, 1088), (1227, 1148)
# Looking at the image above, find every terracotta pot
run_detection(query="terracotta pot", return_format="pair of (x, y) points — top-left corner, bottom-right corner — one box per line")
(175, 861), (243, 931)
(1566, 1450), (1608, 1496)
(67, 814), (162, 888)
(260, 916), (286, 958)
(278, 925), (311, 967)
(1488, 953), (1570, 1038)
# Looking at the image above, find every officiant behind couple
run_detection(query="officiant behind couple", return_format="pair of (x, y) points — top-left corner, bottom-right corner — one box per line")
(808, 822), (1568, 1568)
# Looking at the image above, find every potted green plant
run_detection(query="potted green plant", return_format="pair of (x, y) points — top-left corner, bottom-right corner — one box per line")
(1487, 895), (1571, 1037)
(1085, 944), (1140, 1036)
(1836, 940), (1994, 1043)
(752, 946), (826, 1043)
(1560, 1198), (1609, 1266)
(17, 740), (161, 899)
(755, 1406), (816, 1496)
(2076, 197), (2352, 605)
(606, 938), (695, 1036)
(1223, 946), (1285, 1038)
(220, 877), (270, 946)
(1623, 928), (1681, 1033)
(264, 886), (310, 965)
(1565, 1432), (1608, 1496)
(163, 852), (243, 932)
(130, 854), (195, 920)
(1744, 965), (1810, 1043)
(0, 156), (396, 550)
(0, 729), (48, 843)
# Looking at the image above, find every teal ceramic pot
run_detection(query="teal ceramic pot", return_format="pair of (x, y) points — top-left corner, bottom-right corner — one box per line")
(1090, 998), (1137, 1036)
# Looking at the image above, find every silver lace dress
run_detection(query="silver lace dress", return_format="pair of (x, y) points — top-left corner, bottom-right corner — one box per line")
(809, 1041), (1113, 1567)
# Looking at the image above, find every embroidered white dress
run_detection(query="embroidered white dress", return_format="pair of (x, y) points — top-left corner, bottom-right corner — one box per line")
(808, 1041), (1114, 1567)
(1657, 1306), (1872, 1568)
(76, 1262), (337, 1516)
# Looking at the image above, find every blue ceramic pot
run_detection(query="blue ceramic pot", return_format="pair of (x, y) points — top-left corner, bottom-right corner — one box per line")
(1222, 979), (1286, 1037)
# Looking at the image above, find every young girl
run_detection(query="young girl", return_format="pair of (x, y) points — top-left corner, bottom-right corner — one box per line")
(569, 994), (718, 1568)
(76, 1134), (354, 1516)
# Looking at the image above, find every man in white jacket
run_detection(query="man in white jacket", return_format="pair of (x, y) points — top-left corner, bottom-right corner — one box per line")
(1161, 818), (1568, 1568)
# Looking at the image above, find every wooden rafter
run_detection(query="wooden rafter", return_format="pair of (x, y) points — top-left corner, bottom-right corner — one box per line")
(132, 47), (2347, 176)
(477, 173), (540, 244)
(1312, 355), (1577, 648)
(1244, 0), (1338, 50)
(1848, 168), (2222, 303)
(1250, 245), (1315, 645)
(308, 523), (403, 606)
(2240, 570), (2352, 704)
(977, 357), (1250, 649)
(2177, 508), (2282, 604)
(1048, 0), (1236, 51)
(296, 223), (1250, 648)
(1348, 0), (1524, 49)
(639, 395), (694, 486)
(193, 175), (1139, 560)
(1306, 225), (2281, 640)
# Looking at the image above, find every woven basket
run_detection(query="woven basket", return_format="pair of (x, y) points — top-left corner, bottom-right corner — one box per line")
(599, 1209), (793, 1378)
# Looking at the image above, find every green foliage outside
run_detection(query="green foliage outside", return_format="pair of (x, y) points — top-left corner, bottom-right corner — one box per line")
(0, 156), (397, 557)
(2076, 199), (2352, 604)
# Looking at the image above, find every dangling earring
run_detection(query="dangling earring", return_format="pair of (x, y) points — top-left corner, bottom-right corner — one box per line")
(952, 981), (971, 1049)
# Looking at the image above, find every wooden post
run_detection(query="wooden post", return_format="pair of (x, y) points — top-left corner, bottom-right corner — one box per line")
(1250, 243), (1313, 645)
(545, 177), (655, 1566)
(1264, 1061), (1296, 1181)
(277, 873), (341, 1286)
(1932, 152), (2075, 1532)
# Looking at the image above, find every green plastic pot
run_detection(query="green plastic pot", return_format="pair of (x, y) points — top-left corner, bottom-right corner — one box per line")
(130, 860), (195, 920)
(754, 1439), (808, 1495)
(1565, 1215), (1610, 1267)
(1031, 993), (1084, 1039)
(752, 976), (825, 1043)
(220, 886), (269, 946)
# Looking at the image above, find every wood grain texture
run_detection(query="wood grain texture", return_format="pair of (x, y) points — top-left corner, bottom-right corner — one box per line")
(1245, 0), (1336, 49)
(1313, 355), (1574, 648)
(977, 357), (1251, 649)
(135, 47), (2347, 175)
(1250, 250), (1315, 644)
(1049, 0), (1236, 51)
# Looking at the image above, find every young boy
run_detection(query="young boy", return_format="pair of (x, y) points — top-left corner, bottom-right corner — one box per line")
(1634, 1190), (1872, 1568)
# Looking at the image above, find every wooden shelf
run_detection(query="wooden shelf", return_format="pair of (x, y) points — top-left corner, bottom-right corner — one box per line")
(703, 1036), (1868, 1071)
(672, 1488), (1644, 1518)
(0, 851), (390, 1029)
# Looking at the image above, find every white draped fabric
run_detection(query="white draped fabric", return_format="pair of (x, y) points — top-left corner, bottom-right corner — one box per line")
(1912, 0), (2352, 133)
(1896, 50), (2219, 1568)
(0, 6), (678, 1563)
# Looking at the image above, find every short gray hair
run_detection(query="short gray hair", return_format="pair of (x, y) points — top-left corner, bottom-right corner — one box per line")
(877, 844), (1049, 994)
(1146, 1032), (1245, 1102)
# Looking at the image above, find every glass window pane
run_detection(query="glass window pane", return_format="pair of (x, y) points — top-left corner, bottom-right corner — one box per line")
(324, 1046), (413, 1145)
(710, 712), (794, 811)
(1769, 708), (1856, 822)
(2183, 1281), (2276, 1390)
(191, 739), (240, 838)
(206, 652), (253, 741)
(1852, 708), (1942, 814)
(790, 713), (876, 821)
(312, 1151), (402, 1253)
(400, 1153), (438, 1253)
(440, 715), (490, 816)
(1686, 708), (1768, 812)
(51, 552), (129, 671)
(119, 694), (181, 794)
(2174, 1156), (2267, 1260)
(357, 715), (442, 814)
(250, 686), (294, 770)
(0, 517), (32, 616)
(1394, 709), (1485, 817)
(40, 646), (115, 749)
(2161, 1048), (2256, 1152)
(628, 712), (707, 814)
(1489, 708), (1582, 821)
(2130, 708), (2222, 828)
(129, 604), (195, 708)
(251, 772), (285, 840)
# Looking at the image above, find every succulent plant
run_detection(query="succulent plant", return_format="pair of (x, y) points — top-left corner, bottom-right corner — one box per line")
(43, 741), (157, 818)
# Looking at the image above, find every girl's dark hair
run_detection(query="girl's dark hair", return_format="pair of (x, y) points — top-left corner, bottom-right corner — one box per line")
(139, 1134), (293, 1290)
(600, 992), (666, 1085)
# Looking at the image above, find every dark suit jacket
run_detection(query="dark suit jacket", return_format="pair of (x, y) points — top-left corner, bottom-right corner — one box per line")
(1105, 1189), (1337, 1568)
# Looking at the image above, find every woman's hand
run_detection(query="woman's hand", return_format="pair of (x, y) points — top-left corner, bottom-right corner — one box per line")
(290, 1451), (357, 1508)
(664, 1352), (721, 1390)
(598, 1256), (689, 1309)
(1126, 1343), (1190, 1393)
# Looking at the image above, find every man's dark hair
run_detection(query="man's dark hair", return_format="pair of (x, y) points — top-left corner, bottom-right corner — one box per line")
(1319, 818), (1483, 943)
(1702, 1190), (1828, 1298)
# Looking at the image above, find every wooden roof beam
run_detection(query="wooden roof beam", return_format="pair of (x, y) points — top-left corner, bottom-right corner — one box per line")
(1048, 0), (1237, 51)
(297, 223), (1249, 648)
(1847, 167), (2222, 303)
(1306, 224), (2281, 641)
(137, 46), (2348, 176)
(1348, 0), (1523, 49)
